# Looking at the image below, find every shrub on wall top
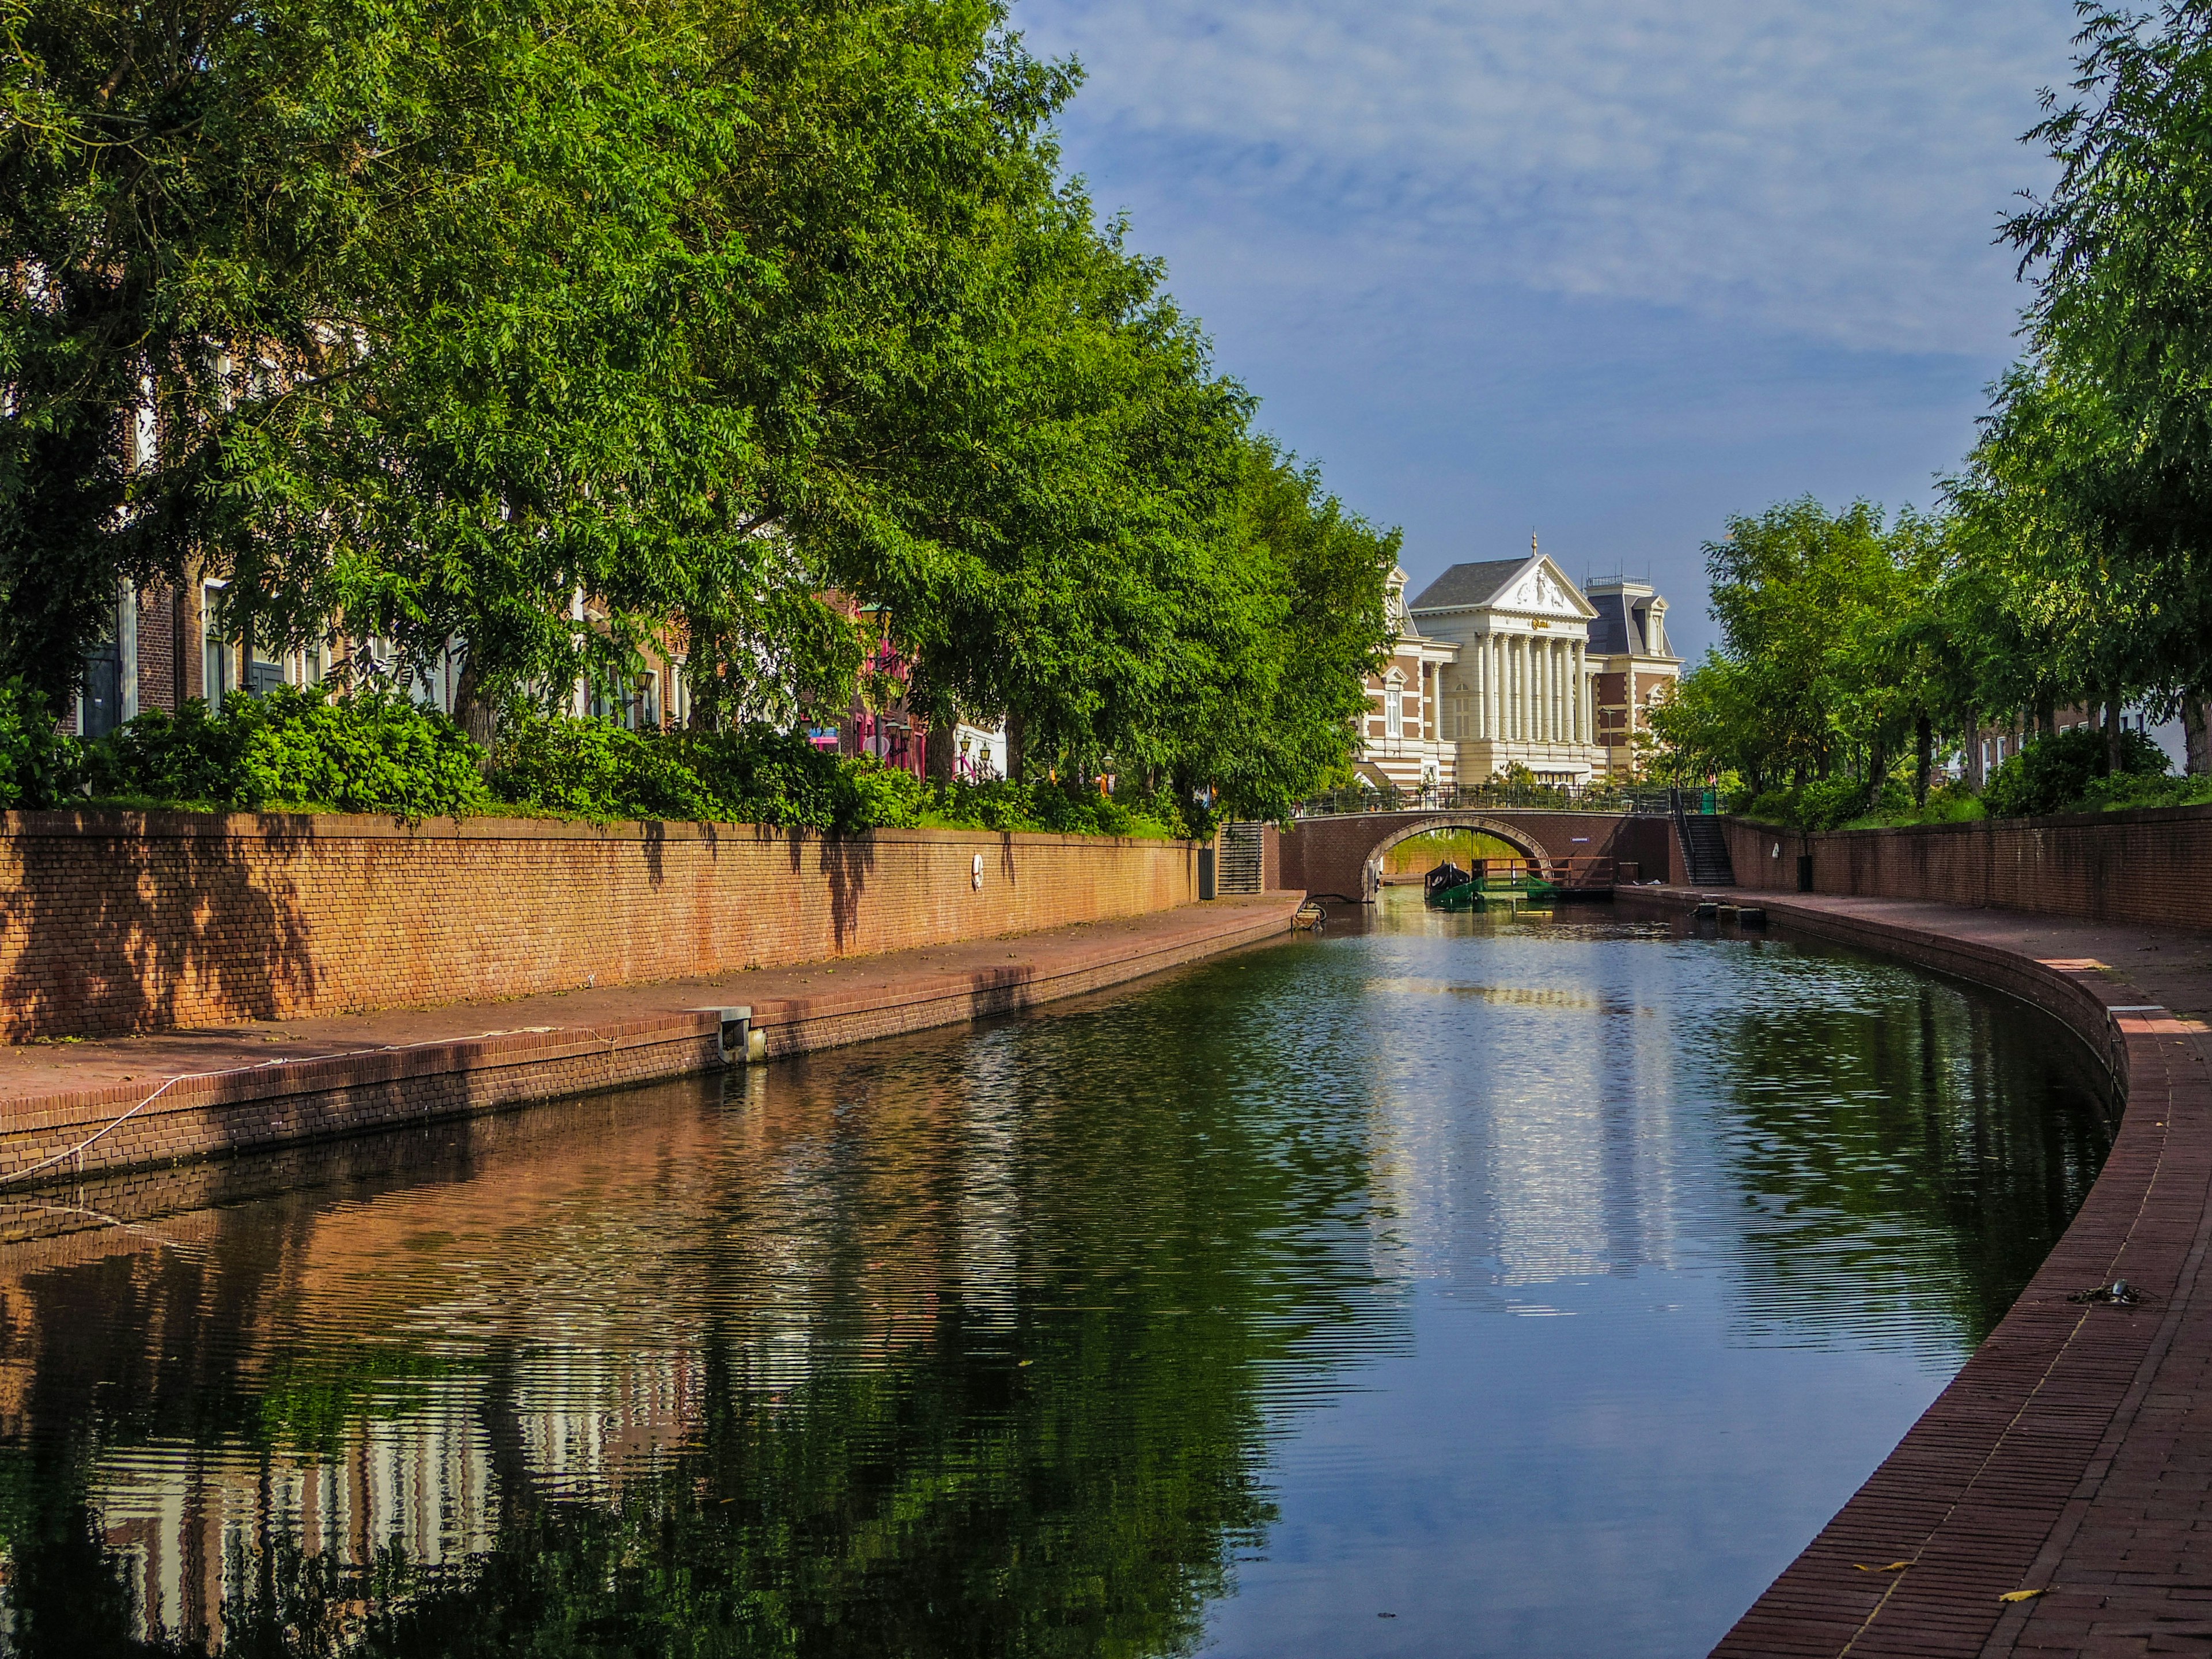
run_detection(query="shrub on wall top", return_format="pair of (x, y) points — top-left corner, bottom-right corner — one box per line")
(1983, 725), (2168, 819)
(0, 680), (83, 809)
(86, 687), (491, 819)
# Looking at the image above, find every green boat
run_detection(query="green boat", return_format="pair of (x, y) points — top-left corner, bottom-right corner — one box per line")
(1424, 861), (1559, 911)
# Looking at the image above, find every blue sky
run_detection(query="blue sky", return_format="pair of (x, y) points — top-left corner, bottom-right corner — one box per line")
(1013, 0), (2085, 657)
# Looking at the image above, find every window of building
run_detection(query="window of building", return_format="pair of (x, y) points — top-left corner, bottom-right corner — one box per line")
(202, 582), (232, 711)
(80, 593), (123, 740)
(1385, 685), (1403, 740)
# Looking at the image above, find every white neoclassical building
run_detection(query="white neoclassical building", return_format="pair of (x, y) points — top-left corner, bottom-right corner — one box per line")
(1410, 546), (1605, 785)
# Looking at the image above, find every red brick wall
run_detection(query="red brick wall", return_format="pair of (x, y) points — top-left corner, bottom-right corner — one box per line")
(1719, 807), (2212, 931)
(2, 813), (1200, 1040)
(137, 584), (181, 713)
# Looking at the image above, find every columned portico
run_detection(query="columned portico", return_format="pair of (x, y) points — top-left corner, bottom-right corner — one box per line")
(1414, 547), (1604, 783)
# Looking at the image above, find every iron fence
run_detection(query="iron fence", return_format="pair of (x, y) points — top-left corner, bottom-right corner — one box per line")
(1291, 783), (1717, 819)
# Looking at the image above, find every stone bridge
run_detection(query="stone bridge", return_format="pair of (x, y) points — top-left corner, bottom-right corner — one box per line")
(1278, 809), (1680, 903)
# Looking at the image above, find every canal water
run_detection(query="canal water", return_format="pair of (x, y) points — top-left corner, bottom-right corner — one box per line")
(0, 894), (2111, 1658)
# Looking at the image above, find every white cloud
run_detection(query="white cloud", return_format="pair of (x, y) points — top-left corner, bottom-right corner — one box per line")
(1017, 0), (2079, 355)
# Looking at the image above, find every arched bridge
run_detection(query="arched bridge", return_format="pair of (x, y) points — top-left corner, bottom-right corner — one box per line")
(1279, 806), (1679, 903)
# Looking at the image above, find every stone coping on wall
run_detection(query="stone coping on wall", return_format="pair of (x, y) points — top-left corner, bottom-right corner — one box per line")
(0, 893), (1300, 1194)
(0, 805), (1194, 848)
(1616, 885), (2212, 1658)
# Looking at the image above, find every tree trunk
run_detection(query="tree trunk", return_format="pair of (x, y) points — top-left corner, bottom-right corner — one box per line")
(450, 657), (498, 749)
(1913, 713), (1933, 807)
(2105, 689), (2125, 775)
(2035, 696), (2056, 741)
(1005, 713), (1025, 783)
(2187, 698), (2211, 776)
(925, 721), (956, 782)
(1864, 737), (1887, 812)
(685, 620), (721, 732)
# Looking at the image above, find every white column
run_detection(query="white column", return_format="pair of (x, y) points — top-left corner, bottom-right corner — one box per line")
(119, 581), (139, 722)
(1575, 643), (1589, 744)
(1514, 637), (1526, 743)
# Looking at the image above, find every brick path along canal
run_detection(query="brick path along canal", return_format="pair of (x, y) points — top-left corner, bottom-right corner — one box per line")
(1620, 887), (2212, 1658)
(0, 893), (1298, 1194)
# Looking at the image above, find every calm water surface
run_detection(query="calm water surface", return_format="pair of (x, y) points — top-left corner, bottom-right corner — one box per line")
(0, 894), (2111, 1657)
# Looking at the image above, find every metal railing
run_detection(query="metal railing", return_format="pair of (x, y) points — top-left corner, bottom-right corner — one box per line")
(1293, 783), (1716, 819)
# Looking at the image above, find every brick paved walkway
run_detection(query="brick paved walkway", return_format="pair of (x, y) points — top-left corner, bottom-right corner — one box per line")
(0, 894), (1300, 1187)
(1621, 889), (2212, 1658)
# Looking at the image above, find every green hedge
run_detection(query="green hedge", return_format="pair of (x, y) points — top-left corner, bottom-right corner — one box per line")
(4, 688), (1188, 838)
(83, 686), (492, 817)
(487, 713), (1187, 837)
(1982, 725), (2170, 818)
(0, 680), (84, 809)
(1728, 726), (2190, 831)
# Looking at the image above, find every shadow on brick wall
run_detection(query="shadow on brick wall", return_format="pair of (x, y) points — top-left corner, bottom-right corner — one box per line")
(0, 814), (319, 1040)
(817, 832), (880, 950)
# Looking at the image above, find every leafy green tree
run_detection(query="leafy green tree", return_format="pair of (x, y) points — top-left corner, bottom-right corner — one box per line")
(1643, 652), (1771, 789)
(1973, 1), (2212, 751)
(0, 0), (781, 715)
(1, 0), (1387, 816)
(1949, 365), (2182, 770)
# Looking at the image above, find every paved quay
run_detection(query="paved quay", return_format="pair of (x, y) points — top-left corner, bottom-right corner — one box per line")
(1615, 887), (2212, 1658)
(0, 892), (1300, 1191)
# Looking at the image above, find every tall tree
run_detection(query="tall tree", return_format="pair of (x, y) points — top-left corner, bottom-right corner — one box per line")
(1987, 0), (2212, 731)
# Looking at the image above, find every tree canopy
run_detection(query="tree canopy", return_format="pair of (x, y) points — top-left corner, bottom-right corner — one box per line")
(0, 0), (1392, 822)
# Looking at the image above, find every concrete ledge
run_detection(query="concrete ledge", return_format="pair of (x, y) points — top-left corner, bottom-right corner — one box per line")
(0, 895), (1300, 1191)
(1617, 887), (2212, 1657)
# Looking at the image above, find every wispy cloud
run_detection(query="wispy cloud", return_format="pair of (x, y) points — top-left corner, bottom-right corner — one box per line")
(1012, 1), (2085, 648)
(1021, 0), (2075, 355)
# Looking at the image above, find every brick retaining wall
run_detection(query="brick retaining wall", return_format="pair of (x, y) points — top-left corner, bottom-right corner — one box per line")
(0, 895), (1298, 1188)
(1718, 804), (2212, 933)
(3, 811), (1199, 1040)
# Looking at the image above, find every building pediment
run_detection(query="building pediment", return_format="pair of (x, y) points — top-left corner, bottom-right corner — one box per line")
(1503, 558), (1596, 621)
(1409, 554), (1598, 622)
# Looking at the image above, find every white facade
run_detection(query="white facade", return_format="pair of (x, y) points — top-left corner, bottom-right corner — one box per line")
(1412, 552), (1604, 784)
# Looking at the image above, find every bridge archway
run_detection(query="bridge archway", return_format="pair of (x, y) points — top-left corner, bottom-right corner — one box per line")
(1359, 813), (1550, 900)
(1279, 806), (1659, 903)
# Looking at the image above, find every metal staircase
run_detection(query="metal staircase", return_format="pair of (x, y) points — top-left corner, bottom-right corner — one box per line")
(1219, 823), (1266, 895)
(1677, 810), (1736, 887)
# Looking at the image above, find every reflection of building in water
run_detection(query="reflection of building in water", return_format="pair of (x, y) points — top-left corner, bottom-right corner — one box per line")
(1358, 946), (1686, 1290)
(76, 1345), (706, 1649)
(0, 1090), (831, 1650)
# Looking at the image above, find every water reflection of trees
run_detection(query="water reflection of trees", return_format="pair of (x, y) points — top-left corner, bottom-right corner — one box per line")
(0, 956), (1400, 1658)
(1703, 946), (2112, 1358)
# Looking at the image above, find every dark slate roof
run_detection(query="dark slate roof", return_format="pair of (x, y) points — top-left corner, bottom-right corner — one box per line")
(1407, 558), (1532, 612)
(1586, 592), (1643, 656)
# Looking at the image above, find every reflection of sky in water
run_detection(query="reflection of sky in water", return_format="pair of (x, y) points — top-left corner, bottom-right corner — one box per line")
(1207, 894), (2107, 1657)
(0, 893), (2107, 1658)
